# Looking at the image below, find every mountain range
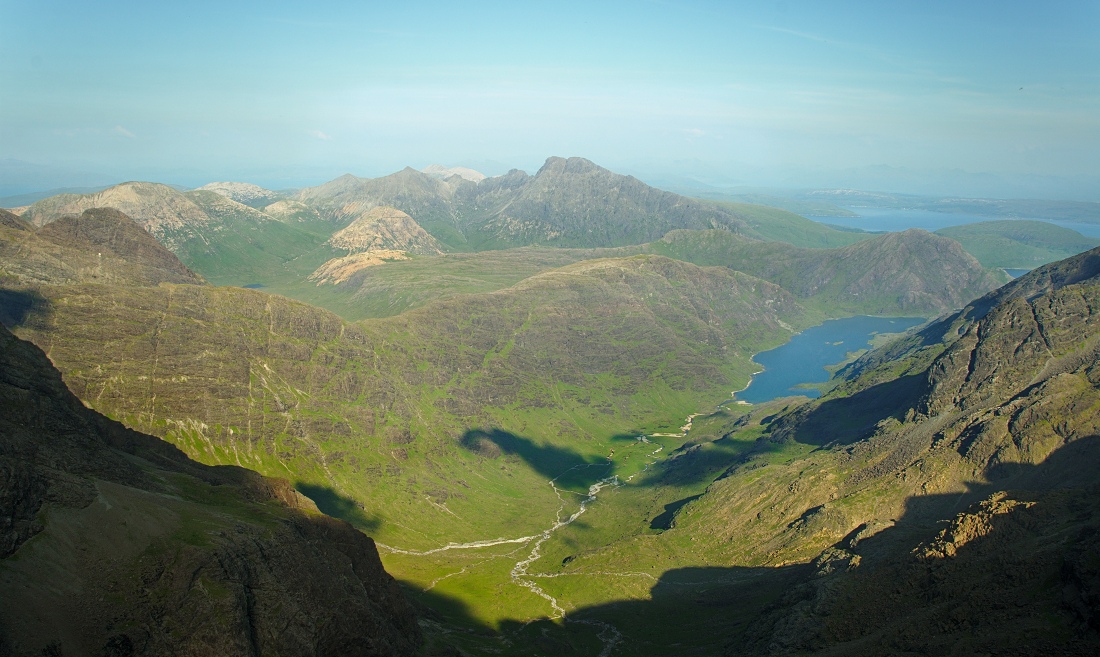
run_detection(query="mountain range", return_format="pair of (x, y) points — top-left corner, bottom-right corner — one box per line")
(2, 157), (1100, 654)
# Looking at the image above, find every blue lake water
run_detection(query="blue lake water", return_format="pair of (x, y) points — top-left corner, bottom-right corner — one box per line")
(735, 316), (926, 404)
(823, 206), (1100, 239)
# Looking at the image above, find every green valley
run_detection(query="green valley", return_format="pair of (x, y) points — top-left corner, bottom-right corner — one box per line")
(3, 158), (1099, 655)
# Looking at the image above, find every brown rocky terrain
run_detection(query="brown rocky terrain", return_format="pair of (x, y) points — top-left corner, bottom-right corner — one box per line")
(308, 250), (411, 285)
(0, 323), (421, 656)
(0, 207), (206, 287)
(0, 209), (30, 232)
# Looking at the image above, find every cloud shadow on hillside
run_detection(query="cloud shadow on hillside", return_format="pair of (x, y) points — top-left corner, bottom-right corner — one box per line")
(459, 428), (605, 483)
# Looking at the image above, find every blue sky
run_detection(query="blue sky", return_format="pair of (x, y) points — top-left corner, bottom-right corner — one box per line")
(1, 1), (1097, 197)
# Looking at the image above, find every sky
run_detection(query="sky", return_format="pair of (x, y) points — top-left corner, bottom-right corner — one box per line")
(1, 0), (1098, 198)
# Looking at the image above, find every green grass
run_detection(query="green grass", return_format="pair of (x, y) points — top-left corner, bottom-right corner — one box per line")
(935, 220), (1100, 269)
(702, 199), (874, 248)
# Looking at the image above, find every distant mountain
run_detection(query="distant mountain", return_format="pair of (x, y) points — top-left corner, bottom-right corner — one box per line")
(195, 181), (283, 208)
(22, 181), (212, 242)
(0, 207), (206, 288)
(633, 228), (1003, 317)
(262, 198), (328, 230)
(18, 182), (330, 287)
(421, 164), (487, 183)
(296, 157), (753, 251)
(0, 323), (421, 655)
(935, 219), (1100, 268)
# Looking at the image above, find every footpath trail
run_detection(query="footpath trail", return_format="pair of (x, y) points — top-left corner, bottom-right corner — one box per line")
(377, 413), (707, 655)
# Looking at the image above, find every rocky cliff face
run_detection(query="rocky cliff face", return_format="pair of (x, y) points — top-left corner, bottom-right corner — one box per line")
(0, 324), (421, 656)
(0, 209), (30, 232)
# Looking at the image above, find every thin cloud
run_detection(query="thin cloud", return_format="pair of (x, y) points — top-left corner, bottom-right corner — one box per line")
(684, 128), (705, 137)
(308, 130), (332, 141)
(112, 126), (135, 138)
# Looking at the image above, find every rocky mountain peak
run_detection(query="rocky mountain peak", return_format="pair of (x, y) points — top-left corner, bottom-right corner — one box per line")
(535, 156), (603, 177)
(326, 206), (444, 255)
(21, 181), (210, 236)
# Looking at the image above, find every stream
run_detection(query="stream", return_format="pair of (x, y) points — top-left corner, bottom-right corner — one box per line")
(376, 412), (705, 655)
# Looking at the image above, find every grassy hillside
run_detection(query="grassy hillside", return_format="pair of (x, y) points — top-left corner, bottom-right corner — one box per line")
(701, 199), (873, 248)
(266, 228), (999, 323)
(935, 219), (1100, 268)
(8, 255), (808, 546)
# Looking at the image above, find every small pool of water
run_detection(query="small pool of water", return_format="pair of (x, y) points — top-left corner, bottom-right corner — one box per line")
(1004, 268), (1032, 279)
(735, 316), (926, 404)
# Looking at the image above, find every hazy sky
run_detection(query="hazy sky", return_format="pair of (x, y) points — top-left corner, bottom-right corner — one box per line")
(2, 1), (1098, 195)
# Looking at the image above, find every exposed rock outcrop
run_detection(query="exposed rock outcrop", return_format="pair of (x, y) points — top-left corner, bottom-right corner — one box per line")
(326, 206), (445, 255)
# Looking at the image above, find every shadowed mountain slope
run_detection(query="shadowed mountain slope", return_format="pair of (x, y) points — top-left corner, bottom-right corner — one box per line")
(0, 207), (206, 287)
(0, 209), (31, 232)
(0, 323), (421, 656)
